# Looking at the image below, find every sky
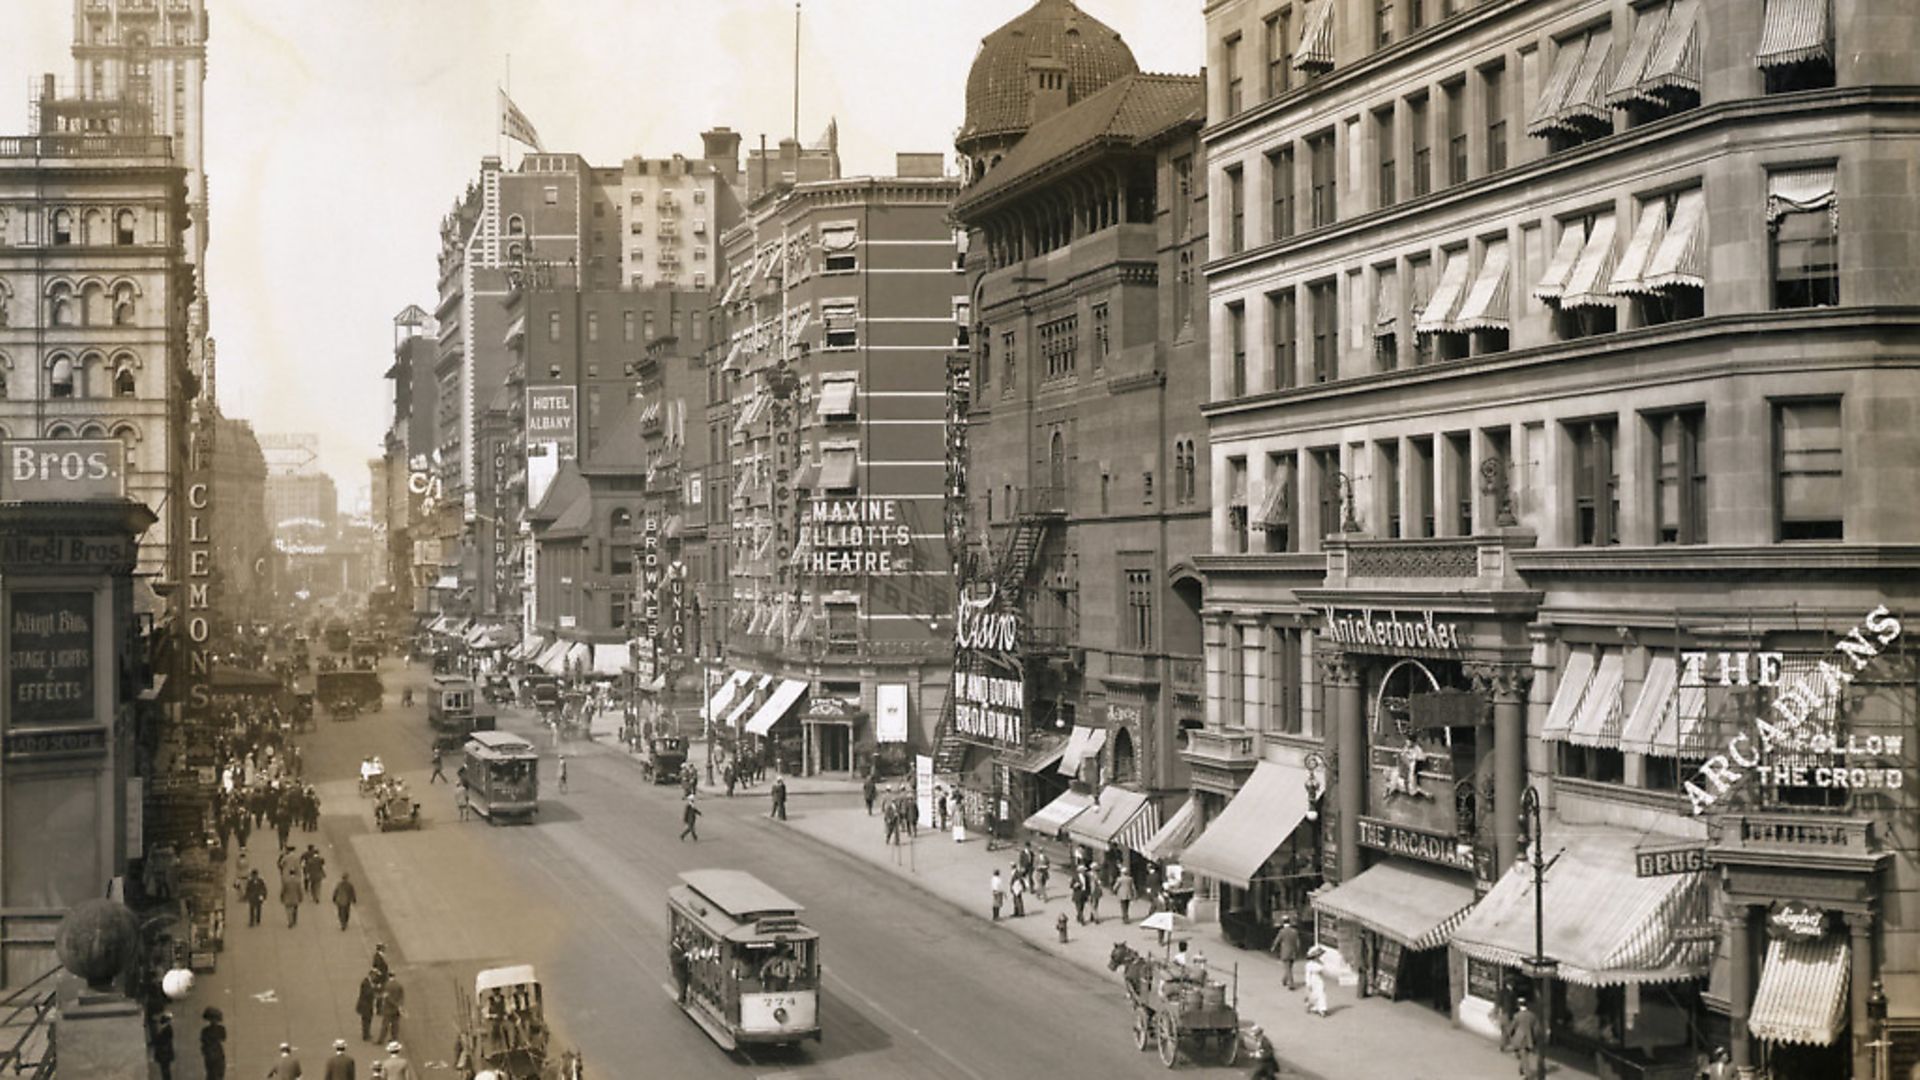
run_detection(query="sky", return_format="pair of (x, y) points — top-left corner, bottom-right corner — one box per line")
(0, 1), (1202, 511)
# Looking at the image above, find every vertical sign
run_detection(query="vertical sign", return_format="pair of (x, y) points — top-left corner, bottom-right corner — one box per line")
(636, 514), (661, 682)
(8, 591), (96, 724)
(665, 557), (688, 666)
(916, 754), (934, 826)
(184, 402), (216, 729)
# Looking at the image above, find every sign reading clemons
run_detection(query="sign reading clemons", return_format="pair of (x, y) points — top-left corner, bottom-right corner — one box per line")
(1, 440), (126, 502)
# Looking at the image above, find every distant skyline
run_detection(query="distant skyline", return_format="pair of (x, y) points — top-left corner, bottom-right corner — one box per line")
(0, 1), (1203, 510)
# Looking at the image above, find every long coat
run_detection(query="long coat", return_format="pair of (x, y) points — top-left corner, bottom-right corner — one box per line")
(279, 869), (304, 908)
(332, 878), (357, 911)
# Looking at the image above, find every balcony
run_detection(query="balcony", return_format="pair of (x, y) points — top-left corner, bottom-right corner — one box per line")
(1015, 485), (1067, 519)
(1102, 651), (1160, 689)
(1180, 727), (1259, 796)
(0, 134), (172, 160)
(1712, 813), (1889, 875)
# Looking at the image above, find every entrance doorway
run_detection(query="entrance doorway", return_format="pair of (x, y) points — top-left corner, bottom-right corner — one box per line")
(810, 721), (852, 774)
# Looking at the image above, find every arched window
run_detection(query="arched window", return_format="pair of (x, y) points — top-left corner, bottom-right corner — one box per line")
(115, 368), (136, 397)
(116, 209), (136, 245)
(1111, 726), (1136, 784)
(610, 507), (632, 533)
(506, 241), (524, 263)
(51, 210), (72, 245)
(79, 422), (107, 438)
(49, 357), (74, 398)
(83, 209), (106, 245)
(112, 425), (139, 468)
(46, 423), (73, 438)
(81, 283), (106, 327)
(506, 214), (526, 237)
(113, 294), (135, 326)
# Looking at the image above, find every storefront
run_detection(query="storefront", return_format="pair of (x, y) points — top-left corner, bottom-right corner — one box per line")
(1180, 757), (1321, 946)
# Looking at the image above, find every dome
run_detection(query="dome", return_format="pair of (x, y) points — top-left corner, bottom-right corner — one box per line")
(960, 0), (1138, 153)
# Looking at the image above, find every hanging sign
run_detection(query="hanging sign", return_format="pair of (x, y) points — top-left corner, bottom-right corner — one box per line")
(1767, 901), (1827, 942)
(1635, 843), (1708, 878)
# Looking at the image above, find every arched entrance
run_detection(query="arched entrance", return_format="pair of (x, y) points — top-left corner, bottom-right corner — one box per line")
(1111, 724), (1135, 784)
(1049, 429), (1066, 492)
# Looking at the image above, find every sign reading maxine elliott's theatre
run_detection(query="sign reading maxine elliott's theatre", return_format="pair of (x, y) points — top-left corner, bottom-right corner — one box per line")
(798, 498), (914, 576)
(9, 591), (95, 725)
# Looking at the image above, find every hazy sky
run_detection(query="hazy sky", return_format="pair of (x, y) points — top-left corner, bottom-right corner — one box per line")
(0, 1), (1201, 509)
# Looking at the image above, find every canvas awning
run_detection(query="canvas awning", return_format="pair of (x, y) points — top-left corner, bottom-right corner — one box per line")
(1608, 0), (1700, 103)
(1311, 861), (1478, 951)
(1605, 0), (1670, 107)
(724, 683), (760, 729)
(564, 642), (591, 672)
(744, 678), (808, 736)
(510, 635), (547, 662)
(817, 377), (858, 419)
(534, 639), (571, 676)
(1254, 469), (1292, 531)
(1140, 796), (1201, 863)
(1065, 787), (1160, 855)
(1022, 789), (1095, 840)
(818, 448), (859, 491)
(1560, 27), (1616, 127)
(1454, 240), (1511, 330)
(1000, 738), (1069, 775)
(1532, 223), (1588, 303)
(1449, 824), (1712, 985)
(1292, 0), (1334, 71)
(707, 670), (751, 722)
(1527, 33), (1591, 136)
(1540, 650), (1596, 743)
(1058, 724), (1108, 780)
(1559, 213), (1619, 309)
(1414, 249), (1472, 335)
(1756, 0), (1831, 70)
(1566, 652), (1626, 748)
(1372, 271), (1398, 338)
(1610, 201), (1669, 297)
(1180, 761), (1314, 890)
(1645, 188), (1706, 291)
(590, 644), (629, 678)
(1748, 937), (1850, 1046)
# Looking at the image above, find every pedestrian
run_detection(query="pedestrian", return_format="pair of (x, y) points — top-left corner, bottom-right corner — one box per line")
(723, 761), (736, 797)
(1115, 866), (1137, 922)
(370, 943), (390, 982)
(557, 754), (569, 793)
(355, 973), (378, 1042)
(1056, 912), (1070, 943)
(454, 783), (469, 822)
(950, 790), (966, 843)
(1271, 917), (1300, 989)
(267, 1041), (304, 1079)
(989, 869), (1004, 921)
(1303, 945), (1330, 1017)
(679, 794), (701, 842)
(1701, 1046), (1736, 1080)
(276, 813), (292, 852)
(1009, 864), (1026, 917)
(303, 845), (326, 902)
(1247, 1023), (1280, 1080)
(151, 1010), (175, 1080)
(1017, 840), (1035, 883)
(281, 863), (304, 928)
(325, 1039), (356, 1080)
(862, 774), (877, 815)
(332, 872), (357, 931)
(379, 1041), (417, 1080)
(428, 747), (446, 785)
(199, 1007), (226, 1080)
(241, 869), (267, 926)
(375, 976), (405, 1044)
(1036, 852), (1051, 900)
(1088, 871), (1104, 924)
(770, 776), (788, 821)
(1071, 875), (1088, 925)
(1503, 995), (1542, 1076)
(234, 811), (252, 851)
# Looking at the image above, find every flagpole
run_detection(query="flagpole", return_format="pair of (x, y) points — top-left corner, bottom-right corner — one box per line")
(793, 2), (801, 144)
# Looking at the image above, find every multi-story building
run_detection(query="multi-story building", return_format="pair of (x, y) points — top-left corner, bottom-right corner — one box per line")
(949, 0), (1213, 866)
(379, 305), (438, 617)
(1197, 1), (1920, 1077)
(618, 129), (744, 292)
(708, 143), (960, 777)
(265, 467), (339, 534)
(212, 414), (269, 623)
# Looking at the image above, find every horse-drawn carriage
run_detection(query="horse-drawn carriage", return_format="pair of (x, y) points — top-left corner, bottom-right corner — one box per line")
(1109, 942), (1242, 1069)
(373, 780), (420, 831)
(454, 965), (583, 1079)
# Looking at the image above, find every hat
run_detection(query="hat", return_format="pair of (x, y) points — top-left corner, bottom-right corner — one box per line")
(1306, 944), (1326, 959)
(202, 1006), (223, 1021)
(1248, 1023), (1263, 1037)
(387, 1041), (402, 1052)
(280, 1042), (293, 1052)
(335, 1039), (348, 1050)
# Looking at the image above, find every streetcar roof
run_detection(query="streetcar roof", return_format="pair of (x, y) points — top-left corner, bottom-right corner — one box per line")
(475, 965), (539, 993)
(464, 731), (536, 757)
(677, 870), (804, 919)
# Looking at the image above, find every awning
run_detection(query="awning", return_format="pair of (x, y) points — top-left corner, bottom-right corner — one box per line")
(818, 448), (858, 491)
(999, 738), (1069, 775)
(1532, 223), (1588, 303)
(1291, 0), (1334, 72)
(1641, 0), (1701, 98)
(1566, 652), (1625, 748)
(1560, 27), (1616, 127)
(723, 340), (748, 373)
(1065, 786), (1160, 855)
(1541, 650), (1595, 743)
(1449, 824), (1712, 985)
(1372, 272), (1398, 338)
(817, 377), (857, 419)
(1022, 789), (1095, 839)
(1254, 469), (1292, 531)
(1610, 202), (1668, 297)
(564, 642), (591, 672)
(534, 639), (571, 676)
(591, 644), (629, 677)
(1527, 33), (1590, 136)
(1453, 240), (1511, 330)
(1140, 796), (1201, 863)
(1414, 249), (1472, 335)
(465, 624), (492, 646)
(1058, 725), (1109, 780)
(707, 669), (751, 722)
(1311, 861), (1478, 951)
(663, 514), (683, 539)
(1181, 760), (1313, 890)
(1756, 0), (1830, 69)
(428, 614), (452, 634)
(744, 678), (808, 736)
(1559, 213), (1619, 309)
(510, 635), (546, 662)
(1604, 0), (1670, 107)
(1748, 937), (1850, 1046)
(724, 684), (759, 730)
(1645, 188), (1706, 291)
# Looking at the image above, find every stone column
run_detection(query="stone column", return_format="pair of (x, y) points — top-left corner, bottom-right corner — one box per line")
(1491, 668), (1529, 876)
(1327, 653), (1365, 882)
(1729, 904), (1756, 1073)
(1847, 911), (1875, 1080)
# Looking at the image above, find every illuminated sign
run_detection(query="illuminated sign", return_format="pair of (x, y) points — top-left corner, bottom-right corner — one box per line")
(1634, 844), (1708, 878)
(955, 584), (1019, 652)
(1322, 607), (1463, 652)
(0, 439), (126, 501)
(184, 410), (216, 714)
(4, 726), (108, 760)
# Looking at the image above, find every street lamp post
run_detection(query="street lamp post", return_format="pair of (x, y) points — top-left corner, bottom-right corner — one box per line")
(1519, 785), (1556, 1080)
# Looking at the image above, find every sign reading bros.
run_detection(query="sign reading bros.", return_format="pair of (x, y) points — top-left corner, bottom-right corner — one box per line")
(0, 439), (126, 501)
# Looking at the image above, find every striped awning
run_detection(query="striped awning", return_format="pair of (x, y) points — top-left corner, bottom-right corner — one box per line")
(1756, 0), (1831, 69)
(1065, 787), (1159, 854)
(1311, 861), (1477, 951)
(1450, 825), (1712, 986)
(1291, 0), (1334, 71)
(1559, 213), (1620, 310)
(1532, 222), (1588, 303)
(509, 635), (547, 662)
(1541, 650), (1596, 743)
(1141, 797), (1201, 863)
(745, 678), (808, 736)
(1610, 201), (1669, 297)
(1528, 33), (1590, 136)
(1414, 248), (1472, 336)
(1454, 240), (1511, 330)
(1642, 0), (1701, 98)
(706, 670), (751, 723)
(1022, 789), (1095, 840)
(534, 639), (570, 676)
(1748, 937), (1850, 1046)
(1644, 188), (1705, 291)
(1560, 27), (1616, 127)
(1567, 652), (1626, 749)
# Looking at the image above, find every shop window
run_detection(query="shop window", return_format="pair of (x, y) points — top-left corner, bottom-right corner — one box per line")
(1774, 398), (1843, 540)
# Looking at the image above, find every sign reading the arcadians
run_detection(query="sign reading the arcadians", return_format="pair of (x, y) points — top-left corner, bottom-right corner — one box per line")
(1356, 816), (1475, 871)
(526, 386), (578, 459)
(1322, 608), (1463, 652)
(9, 591), (95, 725)
(0, 439), (126, 501)
(798, 498), (914, 576)
(953, 670), (1024, 746)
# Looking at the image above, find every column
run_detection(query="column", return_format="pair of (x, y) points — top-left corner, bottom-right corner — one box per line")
(1490, 667), (1528, 876)
(1730, 903), (1756, 1073)
(1847, 911), (1874, 1080)
(1328, 653), (1365, 882)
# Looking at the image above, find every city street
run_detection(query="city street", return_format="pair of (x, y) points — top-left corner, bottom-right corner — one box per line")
(183, 659), (1257, 1078)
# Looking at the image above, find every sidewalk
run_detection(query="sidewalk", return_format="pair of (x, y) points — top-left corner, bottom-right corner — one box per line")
(778, 795), (1598, 1080)
(576, 710), (864, 797)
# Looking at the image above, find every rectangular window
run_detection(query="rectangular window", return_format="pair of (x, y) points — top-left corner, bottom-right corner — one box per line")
(1410, 0), (1427, 31)
(820, 224), (859, 273)
(1173, 156), (1193, 240)
(1775, 398), (1843, 540)
(623, 310), (635, 342)
(1650, 408), (1707, 544)
(1001, 330), (1017, 389)
(1309, 280), (1337, 383)
(1041, 314), (1079, 380)
(1570, 418), (1620, 546)
(1268, 626), (1303, 734)
(544, 185), (559, 205)
(1224, 34), (1244, 116)
(1266, 10), (1292, 98)
(1268, 289), (1297, 390)
(1262, 452), (1298, 553)
(1126, 569), (1155, 649)
(587, 312), (599, 342)
(1308, 131), (1337, 227)
(822, 300), (859, 349)
(1228, 303), (1247, 397)
(1091, 303), (1110, 368)
(1411, 436), (1435, 537)
(1313, 448), (1341, 538)
(1409, 94), (1432, 196)
(1226, 166), (1246, 253)
(1374, 107), (1397, 209)
(1448, 432), (1472, 534)
(547, 311), (561, 343)
(1380, 440), (1402, 538)
(1375, 0), (1395, 47)
(1227, 457), (1249, 553)
(642, 311), (655, 341)
(1771, 211), (1838, 310)
(1482, 62), (1508, 173)
(1443, 79), (1468, 186)
(1268, 146), (1295, 242)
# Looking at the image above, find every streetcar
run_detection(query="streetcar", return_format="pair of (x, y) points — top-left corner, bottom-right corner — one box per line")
(463, 730), (540, 822)
(667, 869), (821, 1051)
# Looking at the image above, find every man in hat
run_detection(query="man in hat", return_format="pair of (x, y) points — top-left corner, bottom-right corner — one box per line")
(355, 970), (379, 1042)
(770, 775), (788, 821)
(1503, 994), (1543, 1077)
(1247, 1022), (1280, 1080)
(200, 1007), (226, 1080)
(376, 974), (406, 1044)
(302, 844), (327, 902)
(1702, 1046), (1735, 1080)
(380, 1041), (417, 1080)
(281, 858), (305, 927)
(680, 793), (702, 841)
(241, 868), (268, 926)
(151, 1010), (176, 1080)
(333, 871), (358, 930)
(324, 1038), (357, 1080)
(1270, 916), (1301, 989)
(266, 1040), (304, 1078)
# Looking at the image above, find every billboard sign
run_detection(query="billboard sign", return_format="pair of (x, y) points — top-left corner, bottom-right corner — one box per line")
(526, 386), (578, 459)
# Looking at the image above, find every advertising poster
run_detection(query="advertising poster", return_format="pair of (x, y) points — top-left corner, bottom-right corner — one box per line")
(8, 590), (96, 726)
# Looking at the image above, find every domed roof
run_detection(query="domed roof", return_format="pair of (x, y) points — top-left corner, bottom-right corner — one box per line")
(960, 0), (1139, 151)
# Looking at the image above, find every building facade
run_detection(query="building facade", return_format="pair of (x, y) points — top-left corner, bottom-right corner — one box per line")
(1196, 0), (1920, 1077)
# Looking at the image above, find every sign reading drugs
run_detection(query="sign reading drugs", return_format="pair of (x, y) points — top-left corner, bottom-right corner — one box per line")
(1, 440), (126, 501)
(525, 386), (578, 459)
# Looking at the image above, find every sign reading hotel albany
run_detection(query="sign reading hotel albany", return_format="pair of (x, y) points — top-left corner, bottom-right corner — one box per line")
(525, 386), (578, 459)
(1356, 816), (1475, 872)
(1322, 608), (1463, 653)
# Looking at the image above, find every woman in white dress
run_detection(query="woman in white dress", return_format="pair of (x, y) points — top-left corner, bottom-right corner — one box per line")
(1303, 945), (1330, 1017)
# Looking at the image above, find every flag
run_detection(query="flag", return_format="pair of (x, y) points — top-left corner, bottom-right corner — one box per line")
(499, 88), (544, 151)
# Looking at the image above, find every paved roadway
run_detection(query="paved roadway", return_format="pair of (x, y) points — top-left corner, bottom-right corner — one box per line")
(316, 661), (1244, 1079)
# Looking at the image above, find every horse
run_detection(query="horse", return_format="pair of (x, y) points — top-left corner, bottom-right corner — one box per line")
(1107, 941), (1153, 999)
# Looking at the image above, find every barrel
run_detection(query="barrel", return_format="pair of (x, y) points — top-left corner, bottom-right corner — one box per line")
(1201, 984), (1226, 1010)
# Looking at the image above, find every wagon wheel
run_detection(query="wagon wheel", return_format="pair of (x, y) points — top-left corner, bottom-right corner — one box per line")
(1132, 1004), (1152, 1051)
(1155, 1009), (1179, 1068)
(1218, 1025), (1241, 1066)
